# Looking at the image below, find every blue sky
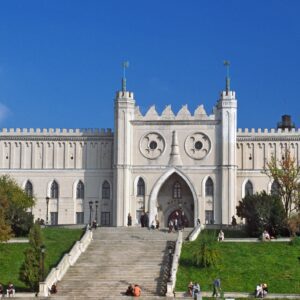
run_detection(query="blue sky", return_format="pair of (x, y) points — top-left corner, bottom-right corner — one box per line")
(0, 0), (299, 130)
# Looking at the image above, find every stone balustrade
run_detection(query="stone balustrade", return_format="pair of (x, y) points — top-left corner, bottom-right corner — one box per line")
(38, 227), (93, 297)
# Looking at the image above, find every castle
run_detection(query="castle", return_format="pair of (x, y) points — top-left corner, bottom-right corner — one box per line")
(0, 76), (299, 227)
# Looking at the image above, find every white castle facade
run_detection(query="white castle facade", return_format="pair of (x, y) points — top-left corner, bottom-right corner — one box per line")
(0, 81), (299, 227)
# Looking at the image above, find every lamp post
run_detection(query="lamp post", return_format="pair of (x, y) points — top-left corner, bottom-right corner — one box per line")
(95, 201), (99, 225)
(46, 197), (50, 225)
(40, 245), (46, 281)
(89, 201), (93, 225)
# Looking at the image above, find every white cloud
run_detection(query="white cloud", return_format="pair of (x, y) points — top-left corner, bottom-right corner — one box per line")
(0, 103), (10, 123)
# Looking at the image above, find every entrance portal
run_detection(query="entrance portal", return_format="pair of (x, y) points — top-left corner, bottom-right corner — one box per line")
(156, 173), (194, 227)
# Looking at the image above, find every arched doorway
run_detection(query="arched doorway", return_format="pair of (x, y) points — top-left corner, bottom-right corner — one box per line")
(156, 173), (194, 227)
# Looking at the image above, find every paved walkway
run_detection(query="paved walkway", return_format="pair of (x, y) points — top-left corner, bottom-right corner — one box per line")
(1, 238), (29, 243)
(222, 238), (290, 243)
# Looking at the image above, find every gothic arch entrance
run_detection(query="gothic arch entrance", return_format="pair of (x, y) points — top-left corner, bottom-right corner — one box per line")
(153, 172), (195, 227)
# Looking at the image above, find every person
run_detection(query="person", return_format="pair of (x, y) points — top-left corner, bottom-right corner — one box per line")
(156, 219), (160, 229)
(174, 218), (178, 231)
(262, 283), (268, 298)
(92, 219), (97, 229)
(255, 283), (263, 298)
(7, 282), (15, 297)
(127, 213), (132, 226)
(262, 230), (271, 241)
(144, 212), (149, 228)
(188, 281), (193, 296)
(197, 218), (201, 226)
(231, 215), (237, 226)
(192, 282), (200, 298)
(50, 283), (57, 294)
(140, 212), (145, 227)
(218, 230), (224, 242)
(125, 284), (134, 296)
(212, 278), (221, 297)
(133, 284), (141, 297)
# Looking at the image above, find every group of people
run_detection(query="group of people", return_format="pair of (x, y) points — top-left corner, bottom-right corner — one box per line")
(125, 284), (141, 297)
(168, 211), (187, 233)
(0, 282), (15, 297)
(255, 283), (268, 298)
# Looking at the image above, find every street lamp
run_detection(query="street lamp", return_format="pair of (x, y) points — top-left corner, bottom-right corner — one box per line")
(40, 245), (46, 281)
(89, 201), (93, 225)
(95, 201), (99, 225)
(46, 197), (50, 225)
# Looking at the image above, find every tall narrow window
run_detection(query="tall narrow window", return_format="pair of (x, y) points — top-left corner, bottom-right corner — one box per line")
(137, 178), (145, 196)
(50, 181), (59, 199)
(76, 181), (84, 199)
(102, 181), (110, 199)
(245, 180), (253, 197)
(25, 181), (33, 197)
(205, 177), (214, 196)
(271, 180), (280, 196)
(173, 181), (181, 199)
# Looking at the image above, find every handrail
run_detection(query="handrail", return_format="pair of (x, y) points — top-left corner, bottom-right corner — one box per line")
(38, 226), (93, 297)
(166, 230), (183, 297)
(188, 224), (202, 241)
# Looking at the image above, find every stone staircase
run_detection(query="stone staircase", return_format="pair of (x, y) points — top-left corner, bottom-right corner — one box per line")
(49, 227), (192, 300)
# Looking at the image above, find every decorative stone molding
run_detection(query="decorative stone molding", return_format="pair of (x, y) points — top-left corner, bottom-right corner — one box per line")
(184, 132), (211, 160)
(140, 132), (165, 159)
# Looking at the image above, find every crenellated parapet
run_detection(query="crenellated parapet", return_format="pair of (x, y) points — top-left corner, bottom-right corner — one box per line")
(134, 104), (215, 121)
(0, 128), (113, 136)
(237, 127), (300, 142)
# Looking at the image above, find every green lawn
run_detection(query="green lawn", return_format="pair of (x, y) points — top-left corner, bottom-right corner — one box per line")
(0, 227), (83, 291)
(176, 239), (300, 294)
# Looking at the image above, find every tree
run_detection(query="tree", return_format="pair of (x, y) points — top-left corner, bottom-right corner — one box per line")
(20, 223), (45, 292)
(236, 191), (286, 237)
(263, 149), (300, 218)
(287, 213), (300, 237)
(0, 175), (35, 238)
(0, 191), (11, 241)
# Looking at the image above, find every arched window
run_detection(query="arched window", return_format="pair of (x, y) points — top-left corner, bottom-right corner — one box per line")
(205, 177), (214, 196)
(76, 181), (84, 199)
(245, 180), (253, 197)
(173, 181), (181, 199)
(271, 180), (280, 196)
(102, 181), (110, 199)
(50, 181), (59, 199)
(25, 180), (33, 197)
(137, 178), (145, 196)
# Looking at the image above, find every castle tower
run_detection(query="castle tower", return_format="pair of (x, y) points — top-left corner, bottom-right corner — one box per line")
(216, 62), (237, 224)
(113, 63), (135, 226)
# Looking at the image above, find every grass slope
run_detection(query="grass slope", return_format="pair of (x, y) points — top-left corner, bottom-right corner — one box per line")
(176, 239), (300, 294)
(0, 227), (83, 291)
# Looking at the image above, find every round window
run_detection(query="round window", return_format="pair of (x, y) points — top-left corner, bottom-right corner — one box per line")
(195, 141), (203, 150)
(149, 141), (158, 150)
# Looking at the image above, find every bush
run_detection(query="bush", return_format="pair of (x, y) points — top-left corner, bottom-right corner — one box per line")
(192, 230), (220, 268)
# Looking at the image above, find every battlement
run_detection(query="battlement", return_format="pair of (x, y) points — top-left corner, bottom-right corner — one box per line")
(134, 104), (215, 121)
(0, 128), (113, 136)
(220, 90), (236, 99)
(237, 127), (300, 135)
(116, 91), (134, 99)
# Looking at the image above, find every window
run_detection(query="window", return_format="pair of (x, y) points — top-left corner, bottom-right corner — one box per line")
(245, 180), (253, 197)
(205, 177), (214, 196)
(102, 181), (110, 199)
(76, 212), (84, 224)
(50, 181), (59, 199)
(25, 180), (33, 197)
(50, 212), (58, 225)
(205, 210), (214, 224)
(271, 181), (280, 196)
(137, 178), (145, 196)
(173, 181), (181, 199)
(76, 181), (84, 199)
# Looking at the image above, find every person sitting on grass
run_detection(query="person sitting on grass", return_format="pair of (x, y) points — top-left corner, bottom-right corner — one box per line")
(262, 230), (271, 241)
(0, 283), (4, 297)
(192, 282), (200, 298)
(262, 283), (268, 298)
(7, 282), (15, 297)
(218, 230), (224, 242)
(125, 284), (134, 296)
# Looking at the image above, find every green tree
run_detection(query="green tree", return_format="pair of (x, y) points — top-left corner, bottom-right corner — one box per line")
(192, 230), (220, 268)
(236, 191), (286, 237)
(20, 223), (45, 292)
(263, 149), (300, 218)
(0, 175), (35, 237)
(0, 191), (11, 241)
